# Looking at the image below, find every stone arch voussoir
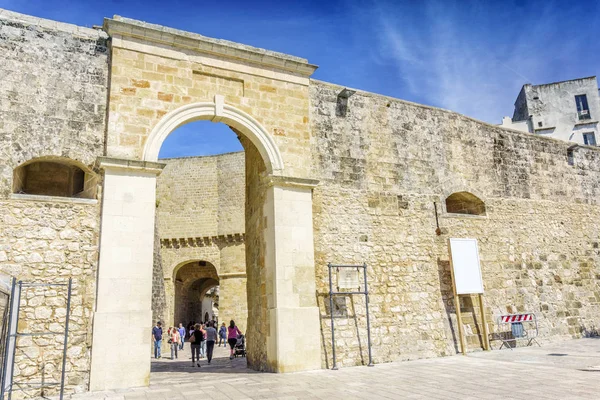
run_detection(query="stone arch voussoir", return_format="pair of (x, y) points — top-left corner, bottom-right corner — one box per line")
(142, 97), (284, 174)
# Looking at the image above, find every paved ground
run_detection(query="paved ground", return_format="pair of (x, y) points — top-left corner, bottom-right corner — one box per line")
(72, 338), (600, 399)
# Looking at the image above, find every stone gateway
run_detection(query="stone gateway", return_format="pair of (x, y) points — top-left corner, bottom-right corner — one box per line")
(1, 8), (599, 397)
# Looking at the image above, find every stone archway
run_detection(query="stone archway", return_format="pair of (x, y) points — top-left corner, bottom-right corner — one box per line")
(91, 16), (322, 391)
(173, 261), (220, 326)
(92, 101), (321, 390)
(142, 96), (284, 175)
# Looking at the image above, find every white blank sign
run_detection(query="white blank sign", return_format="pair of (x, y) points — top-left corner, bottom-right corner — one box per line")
(337, 268), (359, 289)
(449, 238), (484, 294)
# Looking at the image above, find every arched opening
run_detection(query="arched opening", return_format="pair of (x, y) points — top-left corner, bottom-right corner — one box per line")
(153, 110), (261, 369)
(12, 157), (97, 199)
(173, 261), (220, 326)
(134, 98), (319, 378)
(445, 192), (486, 216)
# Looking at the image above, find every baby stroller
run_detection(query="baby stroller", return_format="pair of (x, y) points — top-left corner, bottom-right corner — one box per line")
(234, 334), (246, 358)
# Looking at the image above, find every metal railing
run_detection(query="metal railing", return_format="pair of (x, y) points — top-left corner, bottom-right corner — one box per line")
(0, 278), (72, 400)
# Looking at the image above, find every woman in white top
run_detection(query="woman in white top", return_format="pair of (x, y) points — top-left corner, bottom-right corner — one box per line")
(170, 327), (181, 360)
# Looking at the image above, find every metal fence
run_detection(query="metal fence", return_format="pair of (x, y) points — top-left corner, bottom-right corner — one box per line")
(0, 278), (72, 400)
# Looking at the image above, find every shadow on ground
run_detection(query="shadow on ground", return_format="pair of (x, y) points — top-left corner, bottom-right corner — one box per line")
(150, 343), (256, 377)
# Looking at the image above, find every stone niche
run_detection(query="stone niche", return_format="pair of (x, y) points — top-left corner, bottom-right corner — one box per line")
(445, 192), (486, 215)
(12, 161), (97, 199)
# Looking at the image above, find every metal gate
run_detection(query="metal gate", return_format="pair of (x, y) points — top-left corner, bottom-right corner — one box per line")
(0, 278), (72, 400)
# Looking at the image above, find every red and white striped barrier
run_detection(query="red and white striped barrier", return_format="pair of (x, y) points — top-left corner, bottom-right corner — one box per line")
(500, 314), (533, 323)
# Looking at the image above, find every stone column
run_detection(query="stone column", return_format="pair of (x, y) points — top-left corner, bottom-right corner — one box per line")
(89, 158), (164, 391)
(265, 176), (321, 372)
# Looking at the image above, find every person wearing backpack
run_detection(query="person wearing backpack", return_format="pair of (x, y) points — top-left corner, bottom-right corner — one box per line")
(189, 323), (203, 367)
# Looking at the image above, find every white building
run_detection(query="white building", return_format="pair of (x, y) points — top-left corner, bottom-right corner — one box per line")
(501, 76), (600, 146)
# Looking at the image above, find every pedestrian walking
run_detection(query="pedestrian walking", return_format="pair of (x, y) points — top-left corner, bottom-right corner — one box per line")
(199, 324), (207, 358)
(219, 322), (227, 347)
(227, 320), (242, 360)
(190, 323), (203, 368)
(205, 321), (217, 364)
(170, 326), (181, 359)
(152, 321), (163, 359)
(178, 323), (186, 350)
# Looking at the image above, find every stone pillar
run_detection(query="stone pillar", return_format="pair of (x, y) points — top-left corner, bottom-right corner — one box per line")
(89, 158), (164, 391)
(265, 176), (321, 372)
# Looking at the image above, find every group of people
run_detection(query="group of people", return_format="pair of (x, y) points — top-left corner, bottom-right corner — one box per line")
(152, 319), (243, 367)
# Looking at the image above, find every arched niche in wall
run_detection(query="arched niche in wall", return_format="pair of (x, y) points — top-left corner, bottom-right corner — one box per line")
(12, 157), (97, 199)
(445, 191), (486, 216)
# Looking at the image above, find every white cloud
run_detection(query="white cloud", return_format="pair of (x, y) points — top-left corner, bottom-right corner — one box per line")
(364, 0), (597, 124)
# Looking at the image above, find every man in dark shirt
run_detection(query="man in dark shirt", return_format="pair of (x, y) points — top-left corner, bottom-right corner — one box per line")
(152, 321), (163, 359)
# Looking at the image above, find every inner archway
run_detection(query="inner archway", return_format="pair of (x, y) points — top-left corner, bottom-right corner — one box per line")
(173, 261), (220, 326)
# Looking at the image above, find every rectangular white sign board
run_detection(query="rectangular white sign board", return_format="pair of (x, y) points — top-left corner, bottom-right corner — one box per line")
(449, 238), (484, 294)
(337, 268), (359, 289)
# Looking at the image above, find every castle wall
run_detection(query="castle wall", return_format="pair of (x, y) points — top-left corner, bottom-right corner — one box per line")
(0, 10), (108, 396)
(310, 79), (600, 367)
(3, 7), (600, 393)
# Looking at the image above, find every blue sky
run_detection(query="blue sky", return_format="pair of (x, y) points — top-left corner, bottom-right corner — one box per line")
(2, 0), (599, 157)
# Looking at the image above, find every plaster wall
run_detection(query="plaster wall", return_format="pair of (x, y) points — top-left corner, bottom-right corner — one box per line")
(515, 77), (600, 145)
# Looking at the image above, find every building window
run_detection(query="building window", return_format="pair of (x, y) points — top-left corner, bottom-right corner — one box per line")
(575, 94), (591, 120)
(445, 192), (486, 216)
(583, 132), (597, 146)
(13, 159), (97, 199)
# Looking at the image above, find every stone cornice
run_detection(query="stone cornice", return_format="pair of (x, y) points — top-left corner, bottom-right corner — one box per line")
(103, 16), (318, 78)
(266, 175), (320, 189)
(160, 233), (245, 248)
(95, 157), (166, 175)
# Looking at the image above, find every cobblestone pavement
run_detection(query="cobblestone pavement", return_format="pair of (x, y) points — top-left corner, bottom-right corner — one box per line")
(72, 338), (600, 399)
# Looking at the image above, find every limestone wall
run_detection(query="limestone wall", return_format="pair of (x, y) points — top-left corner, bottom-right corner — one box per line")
(0, 10), (107, 396)
(0, 201), (99, 396)
(104, 15), (315, 179)
(310, 79), (600, 367)
(242, 137), (270, 371)
(0, 10), (108, 196)
(156, 152), (245, 239)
